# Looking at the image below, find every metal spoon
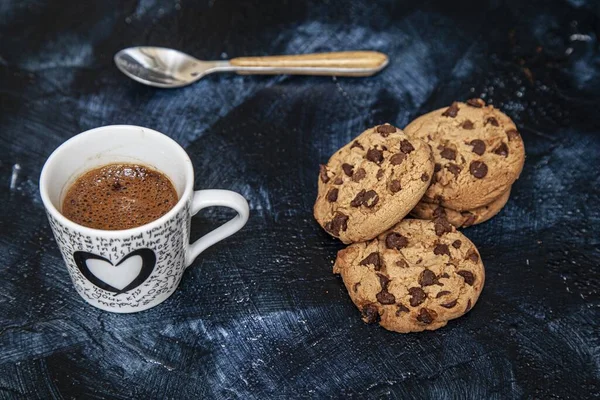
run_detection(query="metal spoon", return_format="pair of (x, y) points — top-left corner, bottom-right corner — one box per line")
(114, 46), (388, 88)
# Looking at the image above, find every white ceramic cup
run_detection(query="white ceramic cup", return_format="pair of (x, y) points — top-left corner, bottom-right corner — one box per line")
(39, 125), (249, 313)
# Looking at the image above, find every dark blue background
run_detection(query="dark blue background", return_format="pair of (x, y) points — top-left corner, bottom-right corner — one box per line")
(1, 0), (599, 398)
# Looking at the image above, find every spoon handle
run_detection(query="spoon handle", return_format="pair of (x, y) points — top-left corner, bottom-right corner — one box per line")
(228, 51), (388, 77)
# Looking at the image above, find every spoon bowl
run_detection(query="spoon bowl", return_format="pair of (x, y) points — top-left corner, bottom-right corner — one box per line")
(114, 47), (228, 88)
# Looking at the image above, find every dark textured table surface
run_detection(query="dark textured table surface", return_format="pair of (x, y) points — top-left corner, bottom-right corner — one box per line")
(1, 0), (599, 398)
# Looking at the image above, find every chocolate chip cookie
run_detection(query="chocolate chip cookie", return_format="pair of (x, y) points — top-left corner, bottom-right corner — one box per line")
(333, 219), (484, 333)
(411, 188), (511, 228)
(314, 124), (434, 244)
(404, 99), (525, 211)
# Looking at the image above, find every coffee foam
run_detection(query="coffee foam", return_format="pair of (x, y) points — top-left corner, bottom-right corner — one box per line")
(62, 163), (178, 230)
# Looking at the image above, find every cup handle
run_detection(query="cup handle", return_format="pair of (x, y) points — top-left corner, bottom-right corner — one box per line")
(186, 189), (249, 267)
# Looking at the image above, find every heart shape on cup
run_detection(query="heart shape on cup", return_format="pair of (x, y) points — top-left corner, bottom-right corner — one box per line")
(73, 249), (156, 294)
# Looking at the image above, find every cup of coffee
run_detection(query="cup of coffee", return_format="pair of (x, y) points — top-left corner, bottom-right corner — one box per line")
(39, 125), (249, 313)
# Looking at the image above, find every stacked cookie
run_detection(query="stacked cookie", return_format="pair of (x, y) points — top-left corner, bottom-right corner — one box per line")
(314, 99), (525, 333)
(314, 124), (434, 244)
(405, 99), (525, 228)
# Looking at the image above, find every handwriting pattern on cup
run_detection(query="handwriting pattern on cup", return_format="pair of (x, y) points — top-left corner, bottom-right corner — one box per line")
(46, 200), (191, 310)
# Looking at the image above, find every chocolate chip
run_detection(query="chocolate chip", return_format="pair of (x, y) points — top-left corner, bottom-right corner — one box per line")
(324, 212), (349, 236)
(440, 273), (450, 279)
(389, 179), (402, 193)
(396, 304), (409, 315)
(359, 252), (383, 270)
(493, 142), (509, 157)
(334, 177), (343, 185)
(434, 217), (453, 236)
(362, 190), (379, 208)
(485, 117), (499, 127)
(352, 168), (366, 182)
(465, 299), (472, 312)
(408, 287), (427, 307)
(441, 299), (458, 308)
(376, 124), (397, 136)
(376, 169), (385, 180)
(342, 163), (354, 177)
(469, 139), (486, 156)
(366, 148), (384, 164)
(469, 161), (488, 179)
(452, 240), (462, 249)
(377, 273), (391, 289)
(319, 164), (330, 183)
(112, 181), (122, 191)
(361, 304), (380, 324)
(457, 270), (475, 286)
(433, 243), (450, 257)
(462, 120), (474, 130)
(433, 207), (446, 218)
(419, 269), (438, 287)
(326, 188), (338, 202)
(466, 98), (485, 108)
(432, 164), (441, 184)
(389, 153), (406, 165)
(421, 173), (429, 182)
(400, 140), (415, 154)
(376, 290), (396, 305)
(440, 147), (456, 160)
(350, 141), (364, 150)
(506, 129), (520, 141)
(395, 259), (409, 268)
(446, 163), (462, 176)
(385, 232), (408, 250)
(350, 190), (366, 207)
(466, 249), (479, 263)
(416, 308), (437, 324)
(353, 282), (361, 292)
(442, 102), (459, 118)
(436, 290), (451, 298)
(461, 212), (476, 227)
